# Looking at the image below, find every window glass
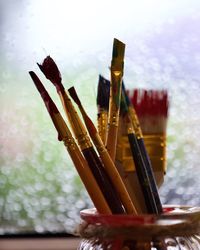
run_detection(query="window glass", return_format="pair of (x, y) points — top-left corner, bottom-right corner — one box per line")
(1, 0), (200, 234)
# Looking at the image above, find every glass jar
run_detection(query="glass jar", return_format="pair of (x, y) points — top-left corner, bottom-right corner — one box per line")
(77, 206), (200, 250)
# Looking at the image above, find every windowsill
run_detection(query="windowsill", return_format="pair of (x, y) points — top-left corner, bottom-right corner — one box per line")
(0, 237), (81, 250)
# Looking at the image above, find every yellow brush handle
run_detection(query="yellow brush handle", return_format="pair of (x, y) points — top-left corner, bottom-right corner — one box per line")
(59, 91), (92, 150)
(106, 61), (123, 161)
(54, 113), (112, 214)
(97, 111), (108, 145)
(94, 133), (137, 214)
(106, 123), (118, 161)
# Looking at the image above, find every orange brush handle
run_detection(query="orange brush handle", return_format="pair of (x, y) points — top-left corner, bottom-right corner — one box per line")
(94, 133), (137, 214)
(106, 122), (119, 161)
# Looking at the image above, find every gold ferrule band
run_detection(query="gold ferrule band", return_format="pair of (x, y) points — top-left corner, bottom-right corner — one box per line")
(143, 134), (167, 172)
(110, 70), (123, 105)
(92, 133), (107, 154)
(127, 124), (135, 135)
(129, 107), (143, 139)
(116, 133), (167, 173)
(63, 136), (77, 151)
(116, 135), (135, 172)
(109, 112), (119, 127)
(53, 113), (78, 151)
(97, 112), (108, 143)
(76, 133), (92, 150)
(108, 100), (120, 128)
(59, 92), (92, 150)
(111, 62), (124, 74)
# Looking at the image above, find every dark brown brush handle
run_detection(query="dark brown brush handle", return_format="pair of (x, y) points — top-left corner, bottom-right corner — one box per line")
(82, 147), (125, 214)
(137, 138), (163, 213)
(127, 133), (158, 214)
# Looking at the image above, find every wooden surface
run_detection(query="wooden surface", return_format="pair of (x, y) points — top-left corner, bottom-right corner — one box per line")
(0, 238), (81, 250)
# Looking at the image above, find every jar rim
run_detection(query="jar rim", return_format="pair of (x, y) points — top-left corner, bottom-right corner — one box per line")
(79, 205), (200, 239)
(80, 205), (200, 226)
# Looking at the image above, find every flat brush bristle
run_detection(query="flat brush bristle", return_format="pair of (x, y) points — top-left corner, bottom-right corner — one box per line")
(129, 89), (169, 134)
(112, 38), (125, 60)
(97, 75), (110, 110)
(129, 89), (169, 117)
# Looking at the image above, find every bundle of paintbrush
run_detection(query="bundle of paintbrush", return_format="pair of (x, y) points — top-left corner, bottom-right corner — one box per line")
(129, 89), (169, 187)
(29, 37), (167, 216)
(29, 39), (138, 215)
(97, 76), (166, 214)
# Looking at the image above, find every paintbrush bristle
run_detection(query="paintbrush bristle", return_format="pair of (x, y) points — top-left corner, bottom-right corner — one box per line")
(97, 75), (110, 111)
(112, 38), (125, 61)
(68, 87), (81, 107)
(130, 89), (169, 117)
(128, 89), (169, 134)
(37, 56), (64, 92)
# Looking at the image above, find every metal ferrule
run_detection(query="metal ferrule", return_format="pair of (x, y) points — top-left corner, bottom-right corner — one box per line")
(107, 65), (123, 129)
(53, 113), (77, 151)
(110, 68), (123, 105)
(109, 110), (119, 127)
(63, 137), (77, 151)
(116, 132), (167, 173)
(76, 133), (92, 150)
(97, 111), (108, 143)
(92, 133), (107, 154)
(111, 60), (124, 74)
(129, 107), (143, 139)
(143, 134), (167, 173)
(126, 119), (135, 135)
(59, 92), (92, 150)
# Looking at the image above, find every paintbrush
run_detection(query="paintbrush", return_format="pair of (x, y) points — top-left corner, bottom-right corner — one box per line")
(95, 77), (146, 213)
(130, 89), (168, 186)
(120, 90), (159, 214)
(122, 84), (163, 213)
(68, 86), (137, 214)
(106, 38), (125, 161)
(97, 75), (110, 145)
(29, 71), (112, 214)
(37, 56), (125, 214)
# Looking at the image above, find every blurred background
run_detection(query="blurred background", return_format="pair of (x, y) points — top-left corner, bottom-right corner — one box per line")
(1, 0), (200, 235)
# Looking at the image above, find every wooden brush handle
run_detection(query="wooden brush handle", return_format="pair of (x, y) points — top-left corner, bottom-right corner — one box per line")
(127, 133), (158, 214)
(106, 123), (118, 161)
(67, 144), (112, 214)
(96, 141), (137, 214)
(82, 147), (125, 214)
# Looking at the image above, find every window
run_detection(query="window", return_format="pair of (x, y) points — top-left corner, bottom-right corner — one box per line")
(1, 0), (200, 236)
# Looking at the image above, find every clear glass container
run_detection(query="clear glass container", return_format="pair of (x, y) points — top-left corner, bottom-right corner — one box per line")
(77, 205), (200, 249)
